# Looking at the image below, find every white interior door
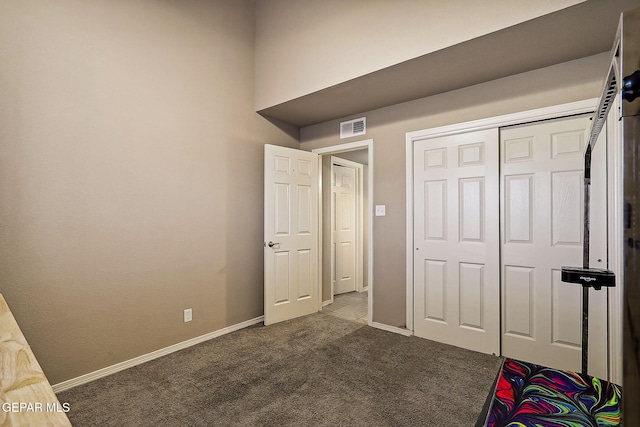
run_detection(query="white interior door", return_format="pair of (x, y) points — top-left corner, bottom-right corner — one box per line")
(264, 144), (319, 325)
(500, 115), (607, 377)
(332, 162), (357, 295)
(413, 129), (500, 355)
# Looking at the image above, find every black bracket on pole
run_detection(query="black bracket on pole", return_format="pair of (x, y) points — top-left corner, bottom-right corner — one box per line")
(561, 267), (616, 291)
(622, 69), (640, 102)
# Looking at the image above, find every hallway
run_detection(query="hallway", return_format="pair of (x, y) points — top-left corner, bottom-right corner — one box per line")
(322, 291), (368, 324)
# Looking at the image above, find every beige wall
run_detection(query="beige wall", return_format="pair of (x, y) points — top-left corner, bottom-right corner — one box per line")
(0, 0), (298, 384)
(255, 0), (584, 110)
(300, 53), (610, 327)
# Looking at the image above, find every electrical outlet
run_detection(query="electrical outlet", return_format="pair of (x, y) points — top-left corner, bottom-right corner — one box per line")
(183, 308), (192, 323)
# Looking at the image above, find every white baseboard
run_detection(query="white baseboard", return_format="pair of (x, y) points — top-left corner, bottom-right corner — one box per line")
(371, 321), (412, 337)
(52, 316), (264, 393)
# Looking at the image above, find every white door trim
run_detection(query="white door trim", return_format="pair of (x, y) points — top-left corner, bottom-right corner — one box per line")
(313, 139), (374, 326)
(405, 99), (597, 332)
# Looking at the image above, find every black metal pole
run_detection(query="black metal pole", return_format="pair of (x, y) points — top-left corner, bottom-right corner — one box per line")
(581, 144), (592, 377)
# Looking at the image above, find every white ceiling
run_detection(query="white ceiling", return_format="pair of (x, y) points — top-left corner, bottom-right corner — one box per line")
(258, 0), (640, 128)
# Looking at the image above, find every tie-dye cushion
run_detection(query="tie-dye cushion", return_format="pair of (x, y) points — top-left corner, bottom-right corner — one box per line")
(485, 358), (621, 427)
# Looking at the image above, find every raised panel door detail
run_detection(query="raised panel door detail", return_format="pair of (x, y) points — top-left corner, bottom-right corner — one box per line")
(274, 183), (290, 236)
(505, 174), (533, 243)
(332, 242), (336, 282)
(551, 170), (582, 246)
(275, 156), (290, 175)
(339, 193), (353, 230)
(424, 148), (447, 169)
(551, 130), (584, 159)
(340, 173), (353, 188)
(425, 180), (447, 240)
(274, 251), (291, 305)
(459, 177), (484, 242)
(459, 142), (485, 166)
(297, 185), (311, 235)
(504, 137), (534, 163)
(551, 269), (581, 348)
(504, 266), (534, 338)
(331, 192), (336, 232)
(297, 249), (312, 300)
(338, 242), (354, 280)
(297, 159), (311, 177)
(424, 260), (446, 323)
(459, 262), (484, 330)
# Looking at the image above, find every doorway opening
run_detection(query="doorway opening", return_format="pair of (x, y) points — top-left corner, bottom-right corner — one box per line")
(312, 140), (373, 326)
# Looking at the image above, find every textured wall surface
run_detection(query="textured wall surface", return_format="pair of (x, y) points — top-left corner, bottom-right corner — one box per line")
(0, 0), (297, 384)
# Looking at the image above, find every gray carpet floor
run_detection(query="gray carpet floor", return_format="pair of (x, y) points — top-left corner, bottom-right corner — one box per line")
(57, 313), (502, 426)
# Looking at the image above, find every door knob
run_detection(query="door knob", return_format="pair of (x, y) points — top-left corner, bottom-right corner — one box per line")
(267, 241), (279, 248)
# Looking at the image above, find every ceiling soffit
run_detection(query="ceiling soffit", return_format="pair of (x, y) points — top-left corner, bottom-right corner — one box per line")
(258, 0), (640, 128)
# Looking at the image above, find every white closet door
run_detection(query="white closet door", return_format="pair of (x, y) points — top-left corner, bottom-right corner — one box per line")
(500, 116), (607, 377)
(332, 164), (357, 295)
(413, 129), (500, 355)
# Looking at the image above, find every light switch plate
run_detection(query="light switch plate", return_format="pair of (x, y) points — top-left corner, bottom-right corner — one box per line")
(375, 205), (386, 216)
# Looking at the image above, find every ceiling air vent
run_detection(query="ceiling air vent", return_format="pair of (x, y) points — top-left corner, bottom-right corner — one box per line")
(340, 117), (366, 139)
